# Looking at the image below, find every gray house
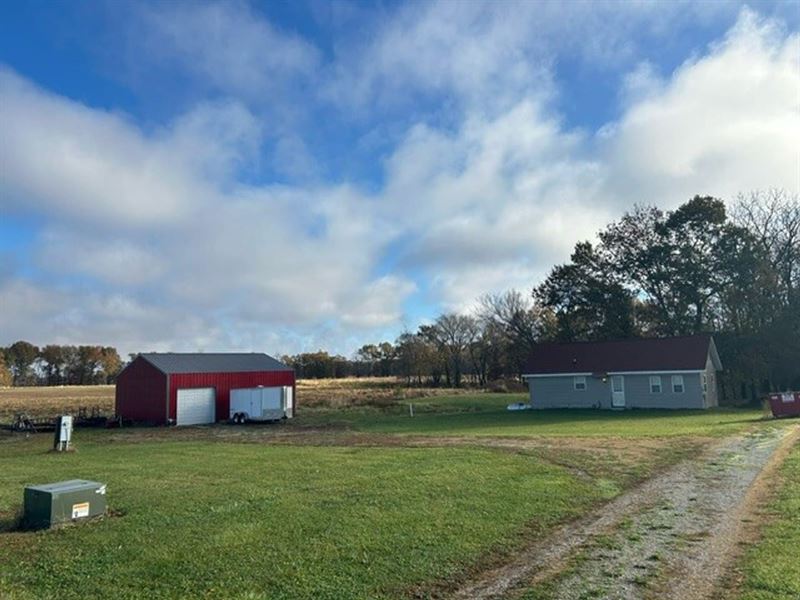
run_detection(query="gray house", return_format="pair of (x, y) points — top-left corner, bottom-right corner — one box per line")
(522, 335), (722, 410)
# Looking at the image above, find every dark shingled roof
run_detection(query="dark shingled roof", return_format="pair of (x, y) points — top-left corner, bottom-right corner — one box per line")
(139, 353), (292, 374)
(524, 335), (721, 375)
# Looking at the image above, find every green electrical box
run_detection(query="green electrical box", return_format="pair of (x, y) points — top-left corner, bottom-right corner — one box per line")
(23, 480), (107, 528)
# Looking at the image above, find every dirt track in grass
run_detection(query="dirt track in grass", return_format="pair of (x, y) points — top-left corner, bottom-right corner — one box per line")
(448, 424), (799, 600)
(98, 425), (697, 483)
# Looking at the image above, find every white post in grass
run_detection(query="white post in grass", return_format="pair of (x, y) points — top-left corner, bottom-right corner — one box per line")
(409, 403), (414, 417)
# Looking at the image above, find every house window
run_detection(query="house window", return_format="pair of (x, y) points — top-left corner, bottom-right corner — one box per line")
(672, 375), (685, 394)
(702, 373), (708, 393)
(574, 376), (586, 391)
(650, 376), (662, 394)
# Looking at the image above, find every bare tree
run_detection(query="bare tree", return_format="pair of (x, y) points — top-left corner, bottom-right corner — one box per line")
(432, 313), (477, 387)
(733, 189), (800, 306)
(479, 290), (555, 376)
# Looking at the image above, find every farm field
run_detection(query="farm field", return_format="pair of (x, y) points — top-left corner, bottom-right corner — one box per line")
(0, 385), (115, 422)
(0, 385), (789, 599)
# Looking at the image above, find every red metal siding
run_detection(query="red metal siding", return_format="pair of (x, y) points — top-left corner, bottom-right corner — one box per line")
(168, 371), (296, 422)
(115, 357), (168, 424)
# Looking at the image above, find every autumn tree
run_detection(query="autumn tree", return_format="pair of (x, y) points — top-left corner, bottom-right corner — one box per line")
(430, 314), (477, 387)
(535, 242), (636, 341)
(40, 345), (67, 385)
(99, 347), (123, 383)
(395, 332), (434, 385)
(5, 340), (39, 385)
(597, 197), (758, 335)
(0, 353), (12, 386)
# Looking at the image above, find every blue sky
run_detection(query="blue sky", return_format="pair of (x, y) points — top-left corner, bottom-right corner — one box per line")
(1, 1), (798, 358)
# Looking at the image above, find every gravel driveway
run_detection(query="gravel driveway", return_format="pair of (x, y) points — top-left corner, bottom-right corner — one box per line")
(449, 424), (798, 600)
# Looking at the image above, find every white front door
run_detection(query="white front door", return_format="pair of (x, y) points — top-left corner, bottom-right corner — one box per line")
(611, 376), (625, 408)
(176, 388), (216, 425)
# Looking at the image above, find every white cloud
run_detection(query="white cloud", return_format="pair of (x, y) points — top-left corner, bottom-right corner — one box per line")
(382, 99), (609, 304)
(619, 61), (665, 106)
(599, 9), (800, 208)
(36, 230), (166, 286)
(119, 0), (739, 122)
(340, 276), (418, 328)
(167, 101), (263, 182)
(134, 0), (320, 102)
(322, 0), (740, 116)
(0, 278), (228, 355)
(0, 68), (218, 227)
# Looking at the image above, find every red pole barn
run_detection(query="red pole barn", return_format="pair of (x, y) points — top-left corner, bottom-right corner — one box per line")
(115, 353), (296, 426)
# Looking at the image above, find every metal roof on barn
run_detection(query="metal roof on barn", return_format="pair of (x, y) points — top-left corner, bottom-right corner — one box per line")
(138, 353), (292, 374)
(524, 335), (721, 375)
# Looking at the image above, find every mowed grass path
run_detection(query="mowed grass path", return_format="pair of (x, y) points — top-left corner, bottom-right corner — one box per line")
(0, 435), (614, 600)
(297, 393), (766, 438)
(738, 440), (800, 600)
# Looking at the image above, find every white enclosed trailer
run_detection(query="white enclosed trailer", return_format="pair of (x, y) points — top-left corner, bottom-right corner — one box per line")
(230, 386), (293, 423)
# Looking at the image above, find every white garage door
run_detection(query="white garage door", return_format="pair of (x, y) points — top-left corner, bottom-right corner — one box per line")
(176, 388), (216, 426)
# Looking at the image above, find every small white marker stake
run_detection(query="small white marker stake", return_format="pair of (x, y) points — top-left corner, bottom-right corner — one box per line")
(409, 403), (414, 417)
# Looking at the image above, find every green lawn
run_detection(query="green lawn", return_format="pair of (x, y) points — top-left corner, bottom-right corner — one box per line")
(296, 393), (766, 438)
(737, 440), (800, 600)
(0, 434), (616, 600)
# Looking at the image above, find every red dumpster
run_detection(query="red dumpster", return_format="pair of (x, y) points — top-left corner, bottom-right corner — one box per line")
(768, 391), (800, 418)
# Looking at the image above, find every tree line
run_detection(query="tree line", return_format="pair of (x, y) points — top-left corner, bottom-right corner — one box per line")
(283, 190), (800, 402)
(0, 342), (123, 386)
(282, 297), (549, 387)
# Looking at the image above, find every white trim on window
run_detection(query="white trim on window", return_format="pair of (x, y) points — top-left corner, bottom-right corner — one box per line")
(650, 375), (662, 394)
(574, 376), (587, 391)
(672, 375), (685, 394)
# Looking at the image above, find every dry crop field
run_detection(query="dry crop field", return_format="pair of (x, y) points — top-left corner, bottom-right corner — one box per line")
(297, 376), (478, 408)
(0, 385), (115, 422)
(0, 378), (477, 422)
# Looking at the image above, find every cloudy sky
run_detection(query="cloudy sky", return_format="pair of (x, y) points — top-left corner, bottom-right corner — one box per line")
(1, 1), (798, 358)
